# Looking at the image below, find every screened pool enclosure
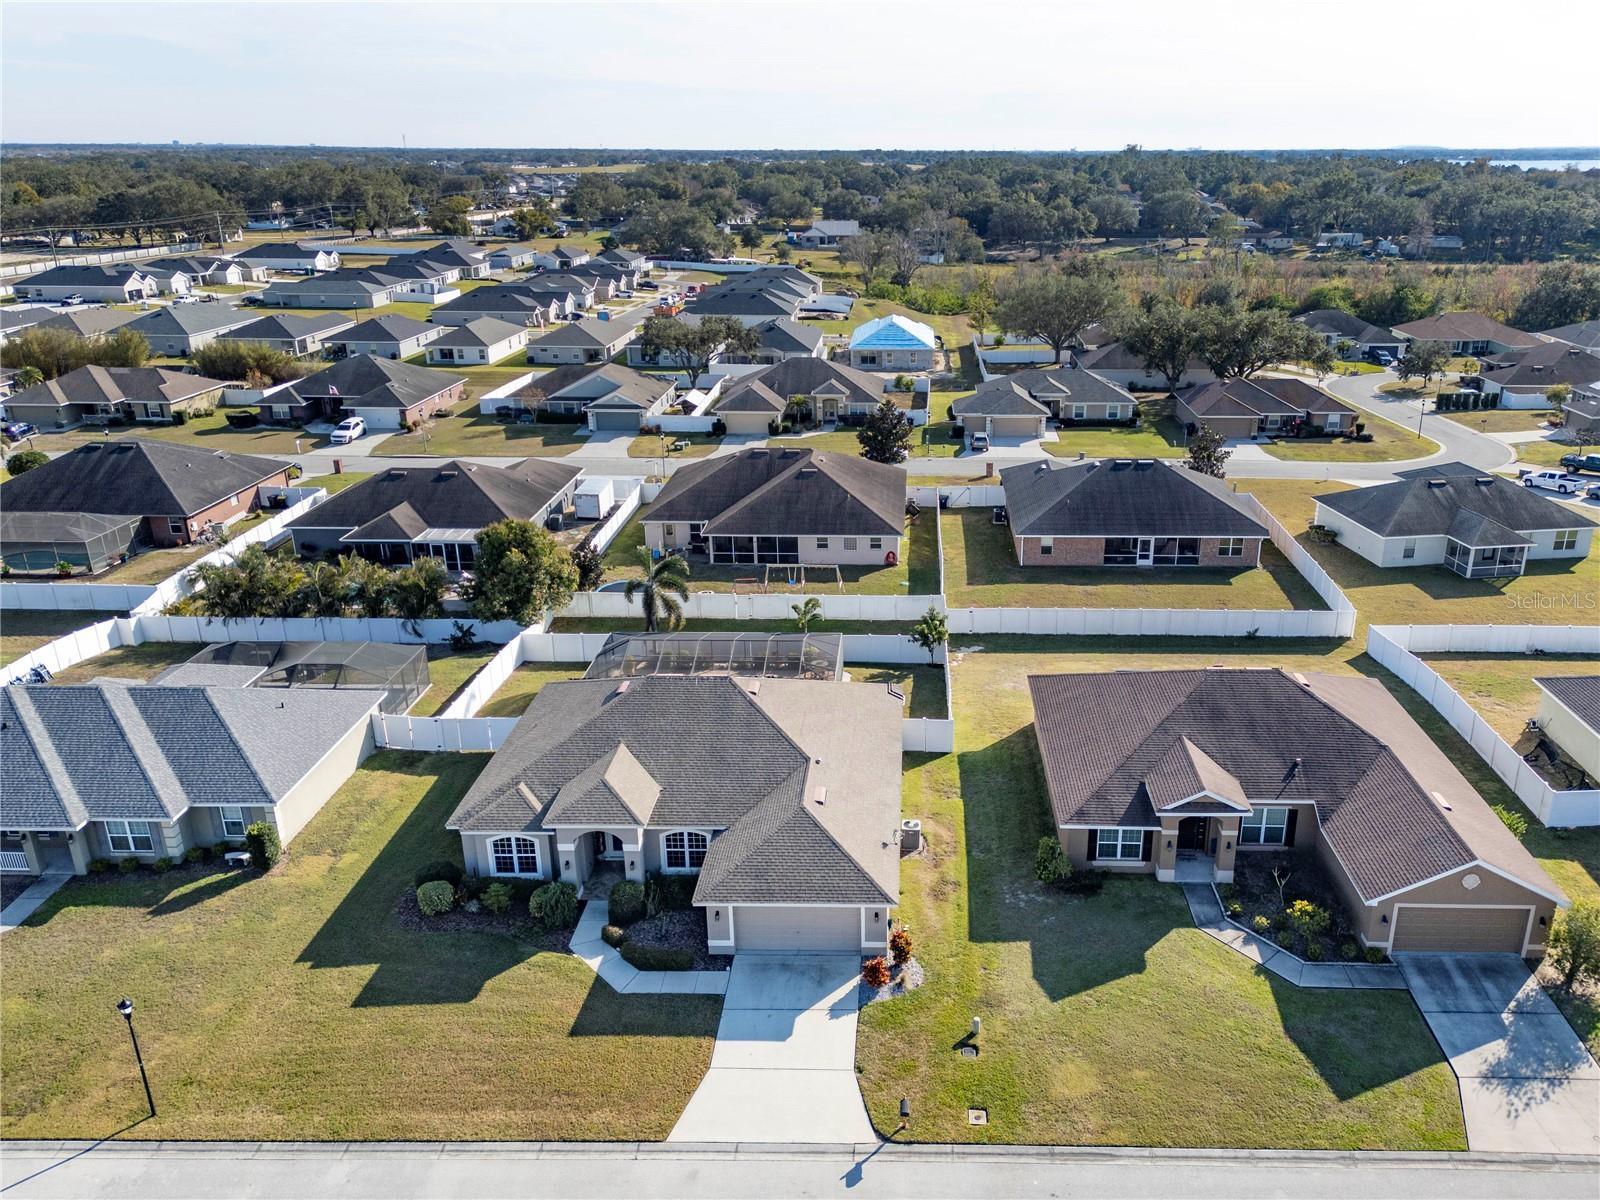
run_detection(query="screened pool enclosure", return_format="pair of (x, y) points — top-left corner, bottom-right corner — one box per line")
(0, 510), (143, 574)
(583, 632), (844, 681)
(179, 640), (429, 712)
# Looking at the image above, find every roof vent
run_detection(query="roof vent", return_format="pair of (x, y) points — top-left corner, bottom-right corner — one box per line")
(606, 680), (630, 702)
(1431, 790), (1453, 812)
(1427, 479), (1448, 488)
(1290, 671), (1309, 686)
(798, 467), (818, 477)
(813, 786), (827, 806)
(1475, 476), (1494, 486)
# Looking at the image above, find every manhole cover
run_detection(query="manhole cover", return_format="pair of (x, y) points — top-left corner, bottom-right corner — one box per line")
(959, 1045), (978, 1057)
(967, 1108), (988, 1125)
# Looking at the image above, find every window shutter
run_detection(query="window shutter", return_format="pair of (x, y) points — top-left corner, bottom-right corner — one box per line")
(1284, 809), (1299, 847)
(1085, 832), (1098, 862)
(1141, 831), (1154, 862)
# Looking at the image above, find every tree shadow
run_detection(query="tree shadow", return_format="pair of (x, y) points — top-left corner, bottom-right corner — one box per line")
(566, 975), (723, 1040)
(146, 868), (252, 917)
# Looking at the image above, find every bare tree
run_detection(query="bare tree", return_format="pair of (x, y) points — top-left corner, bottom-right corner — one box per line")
(840, 230), (892, 289)
(884, 232), (926, 287)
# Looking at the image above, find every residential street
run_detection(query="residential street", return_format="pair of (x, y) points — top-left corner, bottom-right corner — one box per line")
(2, 1141), (1596, 1200)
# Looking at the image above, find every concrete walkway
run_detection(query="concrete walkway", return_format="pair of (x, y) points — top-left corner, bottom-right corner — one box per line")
(1396, 953), (1600, 1155)
(1181, 884), (1408, 989)
(669, 954), (875, 1144)
(0, 873), (71, 935)
(567, 898), (729, 996)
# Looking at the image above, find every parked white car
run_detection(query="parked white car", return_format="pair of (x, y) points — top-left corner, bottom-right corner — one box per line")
(329, 417), (367, 444)
(969, 432), (991, 452)
(1521, 469), (1584, 495)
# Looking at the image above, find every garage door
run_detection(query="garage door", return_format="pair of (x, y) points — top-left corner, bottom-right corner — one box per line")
(988, 416), (1042, 438)
(734, 906), (859, 953)
(1391, 905), (1530, 954)
(590, 410), (640, 431)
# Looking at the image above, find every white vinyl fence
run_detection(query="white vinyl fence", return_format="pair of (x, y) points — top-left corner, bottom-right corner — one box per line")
(583, 482), (645, 554)
(1368, 624), (1600, 828)
(562, 590), (943, 623)
(0, 241), (203, 280)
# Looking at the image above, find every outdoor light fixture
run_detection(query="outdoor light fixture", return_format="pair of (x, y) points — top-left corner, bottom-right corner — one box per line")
(1225, 841), (1233, 851)
(563, 859), (571, 871)
(1540, 916), (1548, 927)
(115, 998), (156, 1118)
(1381, 914), (1389, 924)
(873, 911), (881, 923)
(714, 910), (721, 922)
(1165, 839), (1173, 850)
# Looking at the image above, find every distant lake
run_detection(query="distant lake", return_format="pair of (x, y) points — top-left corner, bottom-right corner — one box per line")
(1448, 158), (1600, 171)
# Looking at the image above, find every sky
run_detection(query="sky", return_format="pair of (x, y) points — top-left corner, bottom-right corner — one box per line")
(3, 0), (1597, 151)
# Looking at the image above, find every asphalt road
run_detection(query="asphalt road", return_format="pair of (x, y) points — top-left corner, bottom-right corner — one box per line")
(2, 1141), (1595, 1200)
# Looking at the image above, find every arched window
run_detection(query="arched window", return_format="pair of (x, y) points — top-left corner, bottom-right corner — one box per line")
(663, 830), (709, 873)
(489, 835), (539, 877)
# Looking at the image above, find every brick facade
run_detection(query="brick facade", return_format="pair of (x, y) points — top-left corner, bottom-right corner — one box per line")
(1014, 535), (1263, 568)
(146, 467), (291, 546)
(1197, 536), (1263, 567)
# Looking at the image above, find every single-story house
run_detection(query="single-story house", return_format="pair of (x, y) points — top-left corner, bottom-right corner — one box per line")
(1028, 667), (1567, 955)
(848, 313), (938, 372)
(530, 273), (598, 307)
(0, 437), (290, 554)
(328, 314), (445, 360)
(1074, 341), (1216, 390)
(1541, 320), (1600, 352)
(1393, 312), (1542, 357)
(0, 676), (380, 876)
(287, 458), (580, 571)
(123, 304), (261, 355)
(432, 286), (564, 326)
(1563, 394), (1600, 443)
(229, 243), (340, 273)
(2, 365), (229, 430)
(1313, 463), (1597, 578)
(508, 362), (674, 432)
(410, 240), (493, 279)
(373, 259), (462, 298)
(425, 317), (531, 366)
(1533, 676), (1600, 783)
(1296, 309), (1406, 360)
(950, 384), (1049, 443)
(31, 308), (142, 339)
(1176, 377), (1357, 439)
(16, 265), (157, 304)
(0, 309), (47, 343)
(645, 446), (905, 566)
(709, 357), (896, 435)
(1001, 458), (1268, 568)
(955, 367), (1138, 443)
(594, 247), (648, 273)
(444, 669), (902, 954)
(684, 283), (804, 326)
(143, 256), (249, 287)
(218, 312), (356, 356)
(525, 317), (636, 366)
(794, 220), (861, 249)
(257, 268), (400, 309)
(1477, 343), (1600, 407)
(1314, 231), (1365, 249)
(1238, 230), (1293, 251)
(126, 263), (194, 296)
(626, 315), (825, 372)
(488, 244), (540, 270)
(528, 244), (591, 271)
(277, 355), (466, 431)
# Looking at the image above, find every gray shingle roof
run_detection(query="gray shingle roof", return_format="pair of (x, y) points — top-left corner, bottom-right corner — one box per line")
(286, 355), (464, 411)
(124, 305), (260, 338)
(1536, 676), (1600, 733)
(1393, 312), (1541, 347)
(231, 242), (327, 262)
(1480, 343), (1600, 389)
(33, 308), (141, 338)
(515, 362), (670, 411)
(5, 364), (228, 413)
(336, 314), (437, 344)
(20, 264), (148, 287)
(1296, 308), (1402, 345)
(1000, 459), (1268, 539)
(1315, 466), (1598, 539)
(1027, 668), (1563, 903)
(713, 357), (884, 416)
(219, 313), (355, 342)
(1, 437), (286, 518)
(1542, 320), (1600, 351)
(431, 317), (527, 348)
(648, 447), (904, 538)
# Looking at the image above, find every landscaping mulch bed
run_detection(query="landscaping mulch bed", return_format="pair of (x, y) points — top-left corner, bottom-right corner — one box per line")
(392, 887), (571, 951)
(1223, 851), (1381, 964)
(861, 957), (924, 1005)
(619, 908), (728, 972)
(1, 874), (38, 909)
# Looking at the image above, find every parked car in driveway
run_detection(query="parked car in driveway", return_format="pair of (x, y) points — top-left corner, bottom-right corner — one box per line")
(1521, 469), (1584, 495)
(3, 421), (38, 442)
(58, 293), (84, 306)
(329, 416), (367, 444)
(969, 432), (990, 452)
(1559, 453), (1600, 476)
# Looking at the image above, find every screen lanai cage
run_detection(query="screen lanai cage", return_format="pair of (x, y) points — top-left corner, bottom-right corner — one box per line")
(181, 640), (429, 713)
(0, 510), (143, 574)
(583, 632), (844, 681)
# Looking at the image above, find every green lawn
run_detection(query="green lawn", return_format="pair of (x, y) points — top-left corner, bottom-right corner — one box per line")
(0, 752), (720, 1140)
(1045, 417), (1186, 460)
(377, 398), (585, 458)
(626, 432), (723, 460)
(601, 506), (941, 596)
(547, 616), (914, 635)
(77, 512), (271, 586)
(1440, 409), (1556, 433)
(1239, 478), (1600, 630)
(1512, 439), (1587, 468)
(0, 611), (109, 664)
(407, 646), (501, 716)
(855, 644), (1465, 1148)
(31, 411), (328, 456)
(939, 509), (1324, 611)
(1260, 411), (1436, 463)
(845, 663), (948, 718)
(476, 663), (588, 717)
(1420, 653), (1600, 743)
(299, 471), (374, 494)
(49, 641), (201, 686)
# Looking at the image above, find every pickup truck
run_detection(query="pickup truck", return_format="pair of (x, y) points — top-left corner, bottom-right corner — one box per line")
(1520, 469), (1585, 495)
(1559, 452), (1600, 476)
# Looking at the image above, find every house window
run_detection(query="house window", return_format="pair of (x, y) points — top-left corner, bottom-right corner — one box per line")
(1217, 538), (1245, 558)
(1240, 807), (1290, 846)
(1095, 828), (1145, 861)
(843, 537), (857, 551)
(816, 537), (829, 550)
(1106, 405), (1122, 420)
(869, 536), (882, 550)
(1402, 539), (1417, 560)
(1072, 404), (1087, 420)
(220, 807), (246, 839)
(168, 519), (184, 536)
(104, 821), (154, 854)
(1039, 537), (1054, 556)
(662, 525), (675, 540)
(489, 835), (539, 876)
(1554, 530), (1578, 551)
(663, 830), (708, 872)
(1151, 537), (1200, 566)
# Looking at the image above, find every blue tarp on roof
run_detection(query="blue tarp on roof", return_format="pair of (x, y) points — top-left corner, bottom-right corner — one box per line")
(849, 313), (937, 349)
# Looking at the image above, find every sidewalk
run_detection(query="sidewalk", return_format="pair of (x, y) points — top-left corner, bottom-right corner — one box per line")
(568, 898), (728, 996)
(0, 873), (71, 935)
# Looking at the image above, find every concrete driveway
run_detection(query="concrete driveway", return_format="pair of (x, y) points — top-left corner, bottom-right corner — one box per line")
(1397, 953), (1599, 1154)
(669, 954), (875, 1144)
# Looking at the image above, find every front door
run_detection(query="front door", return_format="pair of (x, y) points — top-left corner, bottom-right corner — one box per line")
(592, 832), (623, 861)
(1176, 817), (1207, 852)
(1136, 538), (1155, 567)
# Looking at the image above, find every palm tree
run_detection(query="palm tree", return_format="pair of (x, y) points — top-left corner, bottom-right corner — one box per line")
(623, 547), (690, 633)
(15, 366), (44, 390)
(792, 596), (821, 633)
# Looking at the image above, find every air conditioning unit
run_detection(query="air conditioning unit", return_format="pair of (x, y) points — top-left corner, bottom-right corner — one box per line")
(900, 819), (922, 852)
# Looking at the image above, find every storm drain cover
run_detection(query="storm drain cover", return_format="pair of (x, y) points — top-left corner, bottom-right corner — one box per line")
(967, 1108), (988, 1125)
(959, 1045), (978, 1057)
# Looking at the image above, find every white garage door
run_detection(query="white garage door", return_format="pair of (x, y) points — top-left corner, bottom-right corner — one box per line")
(734, 906), (859, 952)
(1392, 905), (1530, 954)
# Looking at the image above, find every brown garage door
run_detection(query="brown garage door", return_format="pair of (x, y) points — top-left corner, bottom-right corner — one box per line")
(1391, 905), (1530, 953)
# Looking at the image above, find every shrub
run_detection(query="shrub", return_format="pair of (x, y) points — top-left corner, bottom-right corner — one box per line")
(619, 942), (693, 971)
(415, 859), (464, 889)
(87, 858), (111, 874)
(608, 879), (646, 925)
(481, 882), (513, 915)
(1226, 900), (1243, 919)
(1364, 946), (1387, 964)
(602, 923), (628, 948)
(152, 856), (173, 874)
(529, 881), (578, 930)
(5, 449), (48, 476)
(645, 873), (695, 916)
(416, 880), (456, 916)
(1340, 941), (1360, 961)
(862, 956), (891, 988)
(889, 928), (913, 966)
(118, 857), (140, 874)
(1304, 940), (1324, 961)
(55, 561), (74, 577)
(1060, 869), (1106, 896)
(1252, 915), (1272, 935)
(1285, 899), (1331, 942)
(184, 845), (214, 864)
(1034, 835), (1070, 886)
(1492, 804), (1529, 840)
(447, 621), (480, 653)
(245, 821), (280, 870)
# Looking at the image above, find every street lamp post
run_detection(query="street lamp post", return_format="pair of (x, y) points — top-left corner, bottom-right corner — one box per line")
(116, 998), (156, 1117)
